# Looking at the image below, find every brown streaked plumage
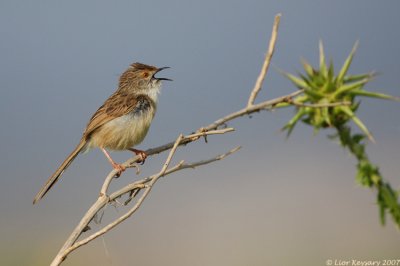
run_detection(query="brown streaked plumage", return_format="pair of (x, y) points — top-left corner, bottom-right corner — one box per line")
(33, 62), (171, 204)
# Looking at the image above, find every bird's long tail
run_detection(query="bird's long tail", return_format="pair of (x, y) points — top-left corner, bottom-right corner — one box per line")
(33, 139), (86, 204)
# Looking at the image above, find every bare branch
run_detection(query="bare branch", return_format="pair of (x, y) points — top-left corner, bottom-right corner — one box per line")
(50, 130), (237, 265)
(281, 97), (352, 108)
(169, 146), (242, 171)
(247, 13), (281, 107)
(49, 13), (294, 266)
(50, 143), (240, 266)
(291, 101), (351, 108)
(184, 127), (235, 141)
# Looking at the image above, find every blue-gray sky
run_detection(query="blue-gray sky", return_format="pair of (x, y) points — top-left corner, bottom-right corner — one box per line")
(1, 1), (399, 265)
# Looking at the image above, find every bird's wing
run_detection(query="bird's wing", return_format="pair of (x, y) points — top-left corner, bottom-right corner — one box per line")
(83, 93), (140, 138)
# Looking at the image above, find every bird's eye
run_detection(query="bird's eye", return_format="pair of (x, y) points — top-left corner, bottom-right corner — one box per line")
(142, 72), (149, 78)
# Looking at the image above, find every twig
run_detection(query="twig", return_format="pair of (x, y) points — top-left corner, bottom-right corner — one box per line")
(247, 13), (281, 107)
(186, 127), (235, 140)
(292, 101), (351, 108)
(168, 146), (242, 172)
(282, 98), (352, 108)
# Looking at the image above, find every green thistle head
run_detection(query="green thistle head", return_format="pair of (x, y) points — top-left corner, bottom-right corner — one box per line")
(281, 41), (396, 141)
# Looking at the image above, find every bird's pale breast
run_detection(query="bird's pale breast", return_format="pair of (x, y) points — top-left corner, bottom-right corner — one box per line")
(88, 108), (155, 150)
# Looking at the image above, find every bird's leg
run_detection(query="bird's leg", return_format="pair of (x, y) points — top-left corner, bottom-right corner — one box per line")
(101, 148), (126, 176)
(128, 148), (147, 164)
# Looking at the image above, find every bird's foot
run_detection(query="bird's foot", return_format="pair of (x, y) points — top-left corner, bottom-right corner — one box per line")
(112, 162), (126, 177)
(101, 148), (126, 177)
(129, 148), (147, 165)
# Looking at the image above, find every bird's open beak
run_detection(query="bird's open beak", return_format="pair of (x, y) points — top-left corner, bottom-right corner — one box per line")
(154, 67), (172, 81)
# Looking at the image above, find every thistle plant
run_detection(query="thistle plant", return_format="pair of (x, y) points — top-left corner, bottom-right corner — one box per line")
(280, 41), (400, 228)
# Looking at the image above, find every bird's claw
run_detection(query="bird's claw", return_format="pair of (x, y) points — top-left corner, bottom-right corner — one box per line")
(112, 163), (126, 177)
(129, 148), (147, 165)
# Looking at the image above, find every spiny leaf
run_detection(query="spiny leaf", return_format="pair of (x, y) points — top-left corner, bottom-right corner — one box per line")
(321, 105), (332, 126)
(320, 81), (330, 94)
(333, 77), (371, 98)
(319, 40), (327, 77)
(328, 59), (334, 81)
(300, 58), (315, 78)
(349, 90), (400, 101)
(337, 41), (359, 84)
(343, 72), (375, 84)
(298, 73), (312, 86)
(351, 116), (375, 143)
(303, 87), (326, 99)
(279, 70), (311, 90)
(282, 108), (307, 137)
(313, 107), (324, 128)
(340, 106), (375, 142)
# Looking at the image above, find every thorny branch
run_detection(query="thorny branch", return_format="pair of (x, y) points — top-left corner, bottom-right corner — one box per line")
(50, 13), (343, 266)
(247, 13), (281, 107)
(281, 97), (352, 108)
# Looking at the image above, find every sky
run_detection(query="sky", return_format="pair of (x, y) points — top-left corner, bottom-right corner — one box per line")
(0, 1), (399, 265)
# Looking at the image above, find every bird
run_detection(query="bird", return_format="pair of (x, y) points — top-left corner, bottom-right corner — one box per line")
(33, 62), (171, 204)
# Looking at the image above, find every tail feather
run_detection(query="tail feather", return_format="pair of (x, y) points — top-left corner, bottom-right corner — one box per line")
(33, 139), (86, 204)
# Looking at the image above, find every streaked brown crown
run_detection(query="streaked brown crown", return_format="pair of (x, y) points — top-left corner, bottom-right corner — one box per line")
(118, 62), (159, 92)
(130, 62), (158, 71)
